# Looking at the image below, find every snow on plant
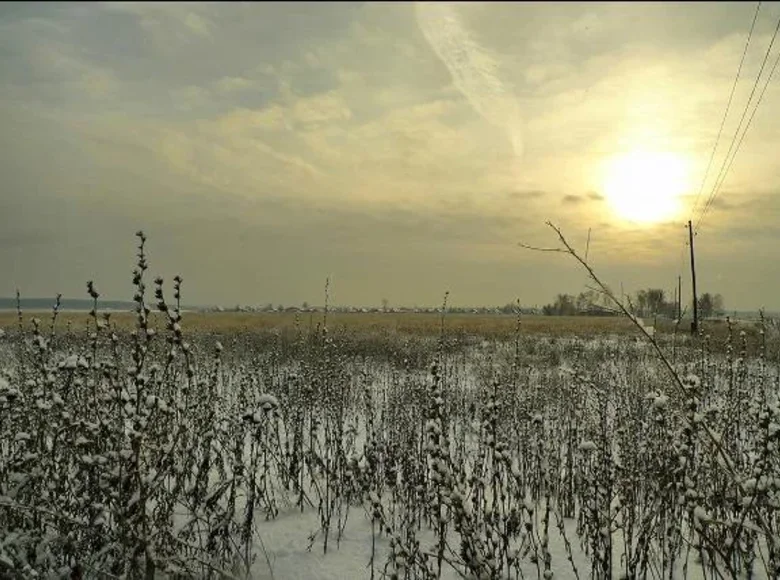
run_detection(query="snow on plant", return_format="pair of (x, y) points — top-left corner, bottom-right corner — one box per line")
(1, 231), (779, 579)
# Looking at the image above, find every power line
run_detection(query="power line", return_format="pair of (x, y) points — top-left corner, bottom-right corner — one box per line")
(690, 1), (761, 223)
(698, 27), (780, 234)
(677, 3), (760, 319)
(696, 11), (780, 234)
(677, 3), (770, 324)
(696, 10), (778, 232)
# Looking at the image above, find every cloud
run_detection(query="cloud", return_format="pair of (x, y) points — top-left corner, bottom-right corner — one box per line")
(506, 190), (548, 201)
(101, 2), (215, 45)
(2, 2), (780, 308)
(170, 85), (211, 111)
(183, 12), (213, 39)
(561, 192), (607, 205)
(706, 197), (735, 211)
(292, 91), (352, 125)
(215, 105), (289, 132)
(215, 76), (255, 94)
(415, 2), (524, 158)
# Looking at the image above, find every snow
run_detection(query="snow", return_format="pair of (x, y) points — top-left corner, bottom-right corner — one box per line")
(2, 329), (778, 579)
(652, 393), (669, 409)
(258, 393), (280, 410)
(243, 502), (769, 579)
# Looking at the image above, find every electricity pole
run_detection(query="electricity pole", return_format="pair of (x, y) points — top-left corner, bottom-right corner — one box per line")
(688, 220), (698, 335)
(677, 276), (682, 320)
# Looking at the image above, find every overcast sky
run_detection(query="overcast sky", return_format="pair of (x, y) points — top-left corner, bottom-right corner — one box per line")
(2, 2), (780, 310)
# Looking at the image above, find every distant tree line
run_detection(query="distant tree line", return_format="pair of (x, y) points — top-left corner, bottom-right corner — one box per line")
(202, 289), (725, 319)
(541, 290), (614, 317)
(696, 292), (725, 319)
(541, 288), (725, 319)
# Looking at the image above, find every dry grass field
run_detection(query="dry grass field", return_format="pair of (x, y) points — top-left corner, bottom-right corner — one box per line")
(0, 308), (762, 343)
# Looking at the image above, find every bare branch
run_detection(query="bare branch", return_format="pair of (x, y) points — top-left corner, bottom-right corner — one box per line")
(518, 221), (744, 488)
(517, 242), (565, 254)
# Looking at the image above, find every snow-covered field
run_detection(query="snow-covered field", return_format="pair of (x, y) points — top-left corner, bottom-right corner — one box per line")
(1, 284), (779, 579)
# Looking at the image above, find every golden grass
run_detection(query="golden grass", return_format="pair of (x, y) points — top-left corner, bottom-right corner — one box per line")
(0, 310), (763, 342)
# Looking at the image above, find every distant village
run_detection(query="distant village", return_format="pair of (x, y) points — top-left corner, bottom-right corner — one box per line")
(201, 287), (731, 321)
(202, 303), (544, 316)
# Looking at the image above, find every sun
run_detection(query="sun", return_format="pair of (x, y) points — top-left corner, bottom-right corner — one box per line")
(601, 150), (691, 225)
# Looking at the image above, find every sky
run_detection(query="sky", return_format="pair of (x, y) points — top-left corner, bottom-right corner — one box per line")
(2, 1), (780, 310)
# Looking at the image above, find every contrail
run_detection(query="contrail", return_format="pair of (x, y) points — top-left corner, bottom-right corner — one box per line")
(415, 2), (523, 158)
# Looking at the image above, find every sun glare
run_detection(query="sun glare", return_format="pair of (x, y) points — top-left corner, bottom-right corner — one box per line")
(601, 150), (691, 225)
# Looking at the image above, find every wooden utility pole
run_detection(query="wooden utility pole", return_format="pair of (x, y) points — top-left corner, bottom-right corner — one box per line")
(677, 275), (682, 320)
(688, 220), (698, 335)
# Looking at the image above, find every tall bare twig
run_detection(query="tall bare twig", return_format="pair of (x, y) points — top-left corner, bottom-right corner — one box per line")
(519, 221), (745, 483)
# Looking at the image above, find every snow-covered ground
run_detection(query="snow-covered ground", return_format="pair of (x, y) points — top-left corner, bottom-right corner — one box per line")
(1, 327), (778, 579)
